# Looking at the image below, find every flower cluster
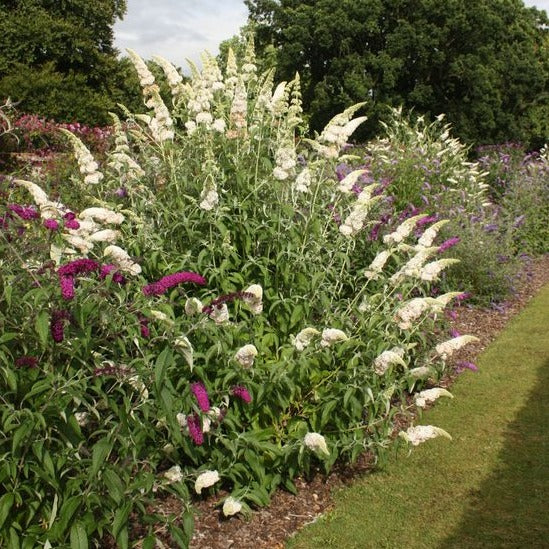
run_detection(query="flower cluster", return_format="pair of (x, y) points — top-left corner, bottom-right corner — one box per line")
(400, 425), (452, 446)
(142, 271), (206, 296)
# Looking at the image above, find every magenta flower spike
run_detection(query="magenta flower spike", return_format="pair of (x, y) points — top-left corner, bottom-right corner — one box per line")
(191, 382), (210, 412)
(187, 413), (204, 445)
(142, 271), (206, 296)
(232, 385), (252, 404)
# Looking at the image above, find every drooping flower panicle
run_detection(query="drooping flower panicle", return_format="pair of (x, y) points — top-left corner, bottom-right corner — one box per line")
(143, 271), (206, 296)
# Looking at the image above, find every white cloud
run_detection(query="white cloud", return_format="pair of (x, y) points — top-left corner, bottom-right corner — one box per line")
(114, 0), (248, 72)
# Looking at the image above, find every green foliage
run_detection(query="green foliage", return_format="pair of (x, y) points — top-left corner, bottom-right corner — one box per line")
(246, 0), (549, 147)
(0, 0), (140, 125)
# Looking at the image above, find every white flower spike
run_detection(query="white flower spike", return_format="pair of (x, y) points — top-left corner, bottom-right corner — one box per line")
(195, 470), (220, 494)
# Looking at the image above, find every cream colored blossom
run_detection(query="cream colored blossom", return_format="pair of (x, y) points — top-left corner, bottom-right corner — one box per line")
(435, 335), (479, 360)
(163, 465), (183, 484)
(104, 245), (142, 275)
(74, 412), (89, 427)
(409, 366), (432, 379)
(62, 234), (94, 254)
(399, 425), (452, 446)
(176, 413), (187, 428)
(230, 77), (247, 131)
(15, 179), (49, 205)
(419, 259), (460, 282)
(194, 470), (220, 494)
(292, 327), (320, 351)
(152, 55), (184, 97)
(373, 348), (406, 375)
(212, 118), (226, 133)
(210, 304), (229, 324)
(185, 297), (203, 316)
(127, 48), (156, 87)
(415, 388), (453, 409)
(150, 310), (174, 325)
(293, 168), (312, 193)
(223, 497), (243, 517)
(304, 432), (330, 456)
(199, 184), (219, 211)
(196, 111), (213, 125)
(339, 190), (381, 237)
(79, 207), (125, 225)
(337, 169), (368, 193)
(234, 344), (258, 368)
(243, 284), (263, 314)
(87, 229), (120, 243)
(320, 328), (348, 347)
(395, 297), (439, 330)
(365, 250), (392, 279)
(127, 375), (149, 400)
(433, 292), (463, 308)
(400, 246), (439, 278)
(417, 220), (449, 248)
(383, 214), (429, 245)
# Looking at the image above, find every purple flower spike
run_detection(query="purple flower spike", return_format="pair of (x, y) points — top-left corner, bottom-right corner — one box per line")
(232, 385), (252, 404)
(100, 264), (126, 284)
(139, 317), (150, 338)
(50, 310), (69, 343)
(44, 218), (60, 231)
(457, 361), (479, 373)
(191, 382), (210, 412)
(187, 413), (204, 445)
(8, 204), (39, 220)
(143, 271), (206, 297)
(438, 236), (460, 253)
(58, 259), (100, 277)
(15, 356), (38, 368)
(59, 275), (75, 300)
(64, 218), (80, 230)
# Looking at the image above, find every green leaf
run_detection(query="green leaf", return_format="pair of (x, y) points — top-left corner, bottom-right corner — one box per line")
(142, 535), (156, 549)
(35, 311), (50, 347)
(0, 493), (15, 529)
(0, 333), (17, 345)
(9, 527), (20, 549)
(182, 510), (194, 540)
(53, 496), (81, 536)
(48, 493), (58, 529)
(102, 469), (125, 505)
(90, 438), (112, 478)
(155, 347), (173, 392)
(70, 522), (88, 549)
(11, 424), (32, 454)
(169, 524), (190, 548)
(112, 502), (132, 540)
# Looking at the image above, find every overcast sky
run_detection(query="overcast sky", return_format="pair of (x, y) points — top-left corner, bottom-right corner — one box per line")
(114, 0), (549, 73)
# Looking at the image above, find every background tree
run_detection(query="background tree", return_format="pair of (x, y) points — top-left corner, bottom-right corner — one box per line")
(245, 0), (549, 147)
(0, 0), (137, 125)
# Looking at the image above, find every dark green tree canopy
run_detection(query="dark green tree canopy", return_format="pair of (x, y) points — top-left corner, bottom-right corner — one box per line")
(246, 0), (549, 147)
(0, 0), (129, 124)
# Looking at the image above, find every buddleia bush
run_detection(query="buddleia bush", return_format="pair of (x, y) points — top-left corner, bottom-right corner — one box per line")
(0, 40), (477, 547)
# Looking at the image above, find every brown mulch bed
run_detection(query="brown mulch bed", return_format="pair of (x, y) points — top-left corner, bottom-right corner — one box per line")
(165, 255), (549, 549)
